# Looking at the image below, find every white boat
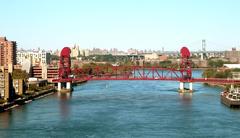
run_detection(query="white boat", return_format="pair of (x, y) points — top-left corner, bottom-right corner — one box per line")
(221, 87), (240, 108)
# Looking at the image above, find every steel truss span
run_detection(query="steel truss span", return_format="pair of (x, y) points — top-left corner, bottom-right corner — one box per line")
(72, 66), (187, 81)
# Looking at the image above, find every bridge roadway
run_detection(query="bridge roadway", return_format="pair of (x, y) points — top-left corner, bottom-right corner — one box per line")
(54, 76), (240, 84)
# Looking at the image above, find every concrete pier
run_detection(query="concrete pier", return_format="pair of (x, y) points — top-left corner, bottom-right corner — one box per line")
(189, 82), (193, 91)
(179, 82), (193, 93)
(57, 82), (72, 93)
(179, 82), (184, 91)
(66, 82), (71, 90)
(58, 82), (61, 91)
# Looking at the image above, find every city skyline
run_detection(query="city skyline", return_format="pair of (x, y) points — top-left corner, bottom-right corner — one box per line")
(1, 0), (240, 51)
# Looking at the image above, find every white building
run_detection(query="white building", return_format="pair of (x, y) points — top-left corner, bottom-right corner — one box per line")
(17, 49), (50, 66)
(71, 45), (80, 58)
(223, 64), (240, 80)
(223, 64), (240, 69)
(144, 53), (159, 60)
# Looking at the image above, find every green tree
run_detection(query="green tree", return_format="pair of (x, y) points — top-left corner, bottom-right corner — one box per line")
(50, 55), (59, 60)
(207, 59), (232, 68)
(232, 68), (240, 72)
(12, 69), (28, 79)
(202, 69), (232, 78)
(159, 60), (172, 68)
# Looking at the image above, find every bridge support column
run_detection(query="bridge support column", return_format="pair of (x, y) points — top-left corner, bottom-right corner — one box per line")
(179, 82), (184, 93)
(189, 82), (193, 91)
(66, 82), (71, 90)
(58, 82), (61, 91)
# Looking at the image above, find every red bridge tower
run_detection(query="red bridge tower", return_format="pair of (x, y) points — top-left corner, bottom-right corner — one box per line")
(57, 47), (72, 92)
(179, 47), (193, 92)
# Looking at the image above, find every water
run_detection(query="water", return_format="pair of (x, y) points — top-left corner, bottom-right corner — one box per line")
(1, 70), (240, 138)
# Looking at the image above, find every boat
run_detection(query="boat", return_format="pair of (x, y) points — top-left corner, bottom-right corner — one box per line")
(221, 87), (240, 108)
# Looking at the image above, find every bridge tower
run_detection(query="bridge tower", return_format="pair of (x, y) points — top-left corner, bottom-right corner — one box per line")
(201, 39), (206, 60)
(179, 47), (193, 92)
(57, 47), (72, 92)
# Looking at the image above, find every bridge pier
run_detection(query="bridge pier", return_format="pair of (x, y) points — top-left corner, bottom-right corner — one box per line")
(66, 82), (71, 90)
(179, 82), (193, 93)
(57, 82), (72, 93)
(179, 82), (184, 91)
(58, 82), (61, 91)
(189, 82), (193, 91)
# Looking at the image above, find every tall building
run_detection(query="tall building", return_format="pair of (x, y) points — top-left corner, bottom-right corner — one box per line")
(0, 69), (12, 101)
(0, 37), (17, 68)
(71, 45), (80, 58)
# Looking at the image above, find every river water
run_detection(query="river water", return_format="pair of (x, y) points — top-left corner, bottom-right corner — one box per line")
(1, 70), (240, 138)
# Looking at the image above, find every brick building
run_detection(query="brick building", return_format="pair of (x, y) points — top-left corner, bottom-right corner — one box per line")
(225, 48), (240, 63)
(0, 37), (17, 68)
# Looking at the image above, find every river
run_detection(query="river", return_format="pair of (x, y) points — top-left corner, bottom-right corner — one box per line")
(1, 70), (240, 138)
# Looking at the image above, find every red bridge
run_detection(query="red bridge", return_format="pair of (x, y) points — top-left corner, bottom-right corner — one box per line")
(53, 47), (240, 92)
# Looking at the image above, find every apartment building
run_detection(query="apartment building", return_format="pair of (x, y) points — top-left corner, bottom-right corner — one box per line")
(17, 49), (50, 66)
(0, 37), (17, 68)
(32, 65), (58, 80)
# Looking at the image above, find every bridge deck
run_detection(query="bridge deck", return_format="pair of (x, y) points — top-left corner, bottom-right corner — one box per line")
(53, 77), (240, 84)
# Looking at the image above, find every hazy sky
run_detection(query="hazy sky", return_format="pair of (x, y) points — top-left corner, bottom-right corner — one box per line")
(1, 0), (240, 51)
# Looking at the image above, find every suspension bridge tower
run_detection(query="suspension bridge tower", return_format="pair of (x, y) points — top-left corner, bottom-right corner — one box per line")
(201, 39), (206, 60)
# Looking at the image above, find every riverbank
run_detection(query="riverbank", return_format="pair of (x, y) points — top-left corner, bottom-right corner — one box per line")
(203, 83), (226, 89)
(0, 88), (56, 113)
(72, 79), (88, 86)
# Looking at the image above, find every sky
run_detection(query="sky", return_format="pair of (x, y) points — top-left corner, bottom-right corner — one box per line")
(1, 0), (240, 51)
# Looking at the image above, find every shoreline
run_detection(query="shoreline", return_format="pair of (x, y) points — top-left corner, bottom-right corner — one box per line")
(0, 88), (56, 113)
(203, 82), (226, 89)
(0, 79), (88, 113)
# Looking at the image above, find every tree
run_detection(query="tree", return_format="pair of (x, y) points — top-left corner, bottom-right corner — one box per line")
(159, 60), (172, 68)
(202, 69), (232, 78)
(232, 68), (240, 72)
(12, 69), (28, 79)
(50, 55), (59, 60)
(207, 59), (232, 68)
